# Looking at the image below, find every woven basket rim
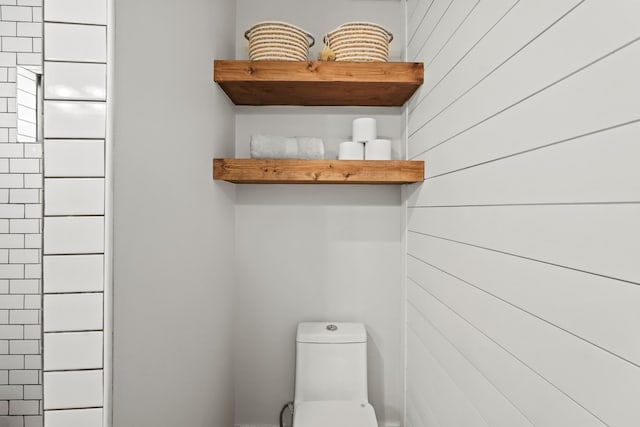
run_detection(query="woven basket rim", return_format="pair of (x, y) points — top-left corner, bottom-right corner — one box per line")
(326, 22), (393, 42)
(332, 21), (390, 30)
(245, 21), (315, 47)
(330, 27), (390, 35)
(248, 31), (308, 38)
(246, 21), (309, 36)
(328, 30), (391, 38)
(248, 29), (309, 38)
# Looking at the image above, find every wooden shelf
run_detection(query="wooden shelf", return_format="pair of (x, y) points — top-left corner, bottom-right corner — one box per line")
(214, 60), (424, 106)
(213, 159), (424, 184)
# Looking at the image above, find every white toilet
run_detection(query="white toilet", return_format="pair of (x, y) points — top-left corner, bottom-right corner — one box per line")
(293, 322), (378, 427)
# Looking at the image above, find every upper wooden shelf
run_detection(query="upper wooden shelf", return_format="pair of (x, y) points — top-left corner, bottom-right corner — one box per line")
(213, 158), (424, 184)
(214, 60), (424, 106)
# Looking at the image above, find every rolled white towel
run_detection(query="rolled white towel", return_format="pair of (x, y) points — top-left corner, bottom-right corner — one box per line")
(250, 134), (325, 159)
(250, 134), (298, 159)
(296, 136), (324, 160)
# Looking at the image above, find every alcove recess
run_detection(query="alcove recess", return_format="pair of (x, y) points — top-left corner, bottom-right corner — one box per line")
(213, 60), (425, 185)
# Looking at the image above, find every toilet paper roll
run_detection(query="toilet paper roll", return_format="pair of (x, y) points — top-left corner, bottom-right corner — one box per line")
(338, 141), (364, 160)
(365, 139), (391, 160)
(352, 118), (377, 142)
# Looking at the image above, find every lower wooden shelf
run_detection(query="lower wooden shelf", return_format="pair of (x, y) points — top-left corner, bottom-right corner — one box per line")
(213, 158), (424, 184)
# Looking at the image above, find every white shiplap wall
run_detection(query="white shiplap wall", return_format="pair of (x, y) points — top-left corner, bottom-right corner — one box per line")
(405, 1), (640, 426)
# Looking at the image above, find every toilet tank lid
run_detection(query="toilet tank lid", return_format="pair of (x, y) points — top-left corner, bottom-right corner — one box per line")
(297, 322), (367, 344)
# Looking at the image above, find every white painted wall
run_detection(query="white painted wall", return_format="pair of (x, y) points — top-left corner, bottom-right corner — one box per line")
(405, 1), (640, 426)
(235, 184), (403, 426)
(112, 0), (237, 426)
(234, 2), (405, 426)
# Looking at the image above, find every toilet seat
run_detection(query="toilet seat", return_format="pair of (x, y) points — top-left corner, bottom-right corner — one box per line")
(293, 400), (377, 427)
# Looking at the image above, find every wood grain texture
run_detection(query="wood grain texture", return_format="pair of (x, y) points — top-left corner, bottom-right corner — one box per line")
(213, 158), (424, 184)
(213, 60), (424, 106)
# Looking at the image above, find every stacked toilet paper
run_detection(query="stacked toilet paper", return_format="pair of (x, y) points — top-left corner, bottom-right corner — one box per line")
(338, 118), (391, 160)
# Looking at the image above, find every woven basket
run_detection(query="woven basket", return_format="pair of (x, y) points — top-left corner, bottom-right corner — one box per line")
(324, 22), (393, 62)
(245, 21), (315, 61)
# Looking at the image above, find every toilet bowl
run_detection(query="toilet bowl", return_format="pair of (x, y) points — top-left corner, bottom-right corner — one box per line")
(292, 322), (377, 427)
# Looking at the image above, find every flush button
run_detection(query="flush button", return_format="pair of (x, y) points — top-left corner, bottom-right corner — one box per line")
(326, 324), (338, 331)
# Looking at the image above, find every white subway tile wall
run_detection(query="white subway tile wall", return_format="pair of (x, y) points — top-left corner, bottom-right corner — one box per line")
(42, 1), (109, 426)
(42, 370), (103, 410)
(42, 255), (103, 294)
(43, 23), (106, 63)
(43, 62), (106, 101)
(43, 216), (104, 255)
(43, 332), (102, 371)
(42, 101), (106, 138)
(43, 0), (106, 26)
(42, 293), (103, 332)
(0, 1), (43, 425)
(43, 140), (104, 177)
(43, 178), (104, 216)
(41, 408), (102, 427)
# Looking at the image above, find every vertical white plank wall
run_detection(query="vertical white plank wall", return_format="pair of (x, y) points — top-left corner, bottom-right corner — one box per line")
(404, 1), (640, 427)
(42, 1), (111, 427)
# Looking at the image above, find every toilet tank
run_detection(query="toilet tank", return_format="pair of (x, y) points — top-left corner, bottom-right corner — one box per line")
(294, 322), (368, 403)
